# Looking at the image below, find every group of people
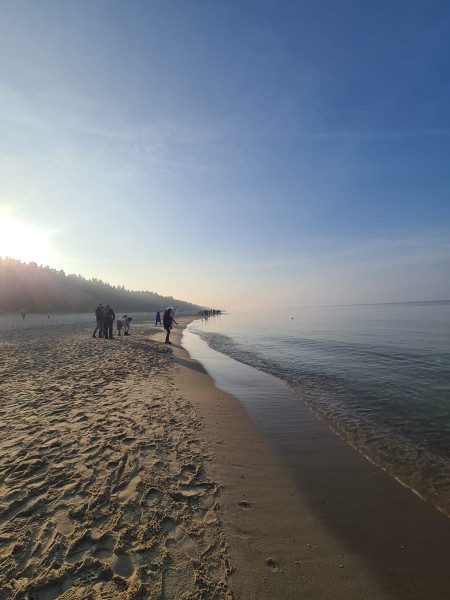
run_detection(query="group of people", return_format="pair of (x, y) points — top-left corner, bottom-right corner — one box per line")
(92, 303), (132, 339)
(92, 304), (177, 343)
(117, 315), (132, 336)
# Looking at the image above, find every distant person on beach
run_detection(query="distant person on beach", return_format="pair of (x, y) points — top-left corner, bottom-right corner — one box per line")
(155, 311), (161, 326)
(20, 309), (26, 319)
(116, 317), (123, 336)
(122, 315), (132, 335)
(92, 302), (104, 338)
(163, 307), (177, 344)
(102, 304), (116, 339)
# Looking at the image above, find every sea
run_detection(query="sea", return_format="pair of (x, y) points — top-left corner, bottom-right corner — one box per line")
(182, 301), (450, 518)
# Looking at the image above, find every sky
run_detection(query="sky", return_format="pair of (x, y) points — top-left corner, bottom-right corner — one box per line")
(1, 0), (449, 310)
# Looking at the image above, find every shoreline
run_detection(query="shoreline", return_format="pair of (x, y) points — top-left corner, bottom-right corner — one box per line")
(0, 314), (449, 598)
(172, 317), (450, 599)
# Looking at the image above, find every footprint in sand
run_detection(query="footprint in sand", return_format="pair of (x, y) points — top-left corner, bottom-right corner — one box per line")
(142, 487), (163, 506)
(53, 505), (75, 535)
(117, 475), (143, 503)
(238, 500), (251, 510)
(164, 522), (199, 560)
(75, 562), (114, 587)
(92, 534), (116, 560)
(110, 551), (134, 578)
(174, 463), (197, 483)
(266, 557), (279, 572)
(66, 532), (116, 563)
(161, 517), (177, 532)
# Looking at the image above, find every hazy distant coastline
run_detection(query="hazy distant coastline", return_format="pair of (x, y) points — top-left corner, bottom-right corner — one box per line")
(0, 257), (204, 315)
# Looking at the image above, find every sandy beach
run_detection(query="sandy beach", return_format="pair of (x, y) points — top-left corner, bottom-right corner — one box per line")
(1, 316), (449, 599)
(0, 317), (230, 599)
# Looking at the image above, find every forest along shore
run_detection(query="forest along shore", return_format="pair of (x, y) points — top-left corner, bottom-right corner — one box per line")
(0, 318), (231, 599)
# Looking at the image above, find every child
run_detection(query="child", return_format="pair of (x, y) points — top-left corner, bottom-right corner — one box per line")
(116, 318), (123, 336)
(122, 315), (132, 335)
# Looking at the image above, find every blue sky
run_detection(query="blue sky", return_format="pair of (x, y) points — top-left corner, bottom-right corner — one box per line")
(1, 0), (449, 309)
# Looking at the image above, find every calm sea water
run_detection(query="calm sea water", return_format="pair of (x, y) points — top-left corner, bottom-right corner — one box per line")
(185, 302), (450, 516)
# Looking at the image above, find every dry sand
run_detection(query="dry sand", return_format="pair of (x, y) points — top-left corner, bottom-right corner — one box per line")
(0, 318), (230, 599)
(1, 316), (449, 600)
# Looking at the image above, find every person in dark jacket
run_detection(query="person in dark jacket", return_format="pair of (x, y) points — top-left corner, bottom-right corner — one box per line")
(102, 304), (116, 339)
(163, 307), (177, 344)
(92, 302), (104, 338)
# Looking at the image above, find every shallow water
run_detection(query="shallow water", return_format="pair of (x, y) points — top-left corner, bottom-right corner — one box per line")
(184, 302), (450, 516)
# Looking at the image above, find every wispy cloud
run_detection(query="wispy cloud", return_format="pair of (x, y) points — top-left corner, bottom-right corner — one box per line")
(1, 80), (238, 182)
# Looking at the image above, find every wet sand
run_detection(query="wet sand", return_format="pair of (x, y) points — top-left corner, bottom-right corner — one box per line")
(0, 315), (449, 599)
(172, 319), (450, 600)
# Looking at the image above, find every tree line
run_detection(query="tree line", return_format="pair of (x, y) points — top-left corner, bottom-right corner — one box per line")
(0, 258), (204, 315)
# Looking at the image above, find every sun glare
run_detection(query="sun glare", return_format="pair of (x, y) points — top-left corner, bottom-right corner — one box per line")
(0, 218), (51, 265)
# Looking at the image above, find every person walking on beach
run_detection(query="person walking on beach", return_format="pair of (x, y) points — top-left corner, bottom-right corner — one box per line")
(92, 302), (104, 338)
(163, 307), (177, 344)
(20, 309), (26, 319)
(102, 304), (116, 339)
(155, 310), (161, 326)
